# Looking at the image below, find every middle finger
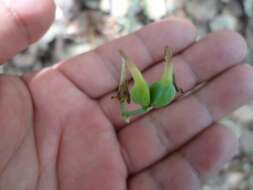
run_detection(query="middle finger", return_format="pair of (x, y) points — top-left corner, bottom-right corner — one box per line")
(99, 30), (247, 128)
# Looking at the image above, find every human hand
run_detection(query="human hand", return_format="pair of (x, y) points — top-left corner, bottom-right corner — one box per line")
(1, 1), (253, 190)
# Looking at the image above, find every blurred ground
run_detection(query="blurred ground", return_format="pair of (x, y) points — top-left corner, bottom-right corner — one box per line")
(2, 0), (253, 189)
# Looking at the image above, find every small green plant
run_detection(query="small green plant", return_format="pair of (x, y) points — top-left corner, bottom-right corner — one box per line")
(113, 47), (182, 123)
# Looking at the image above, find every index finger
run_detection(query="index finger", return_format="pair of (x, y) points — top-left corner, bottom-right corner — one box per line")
(57, 18), (197, 98)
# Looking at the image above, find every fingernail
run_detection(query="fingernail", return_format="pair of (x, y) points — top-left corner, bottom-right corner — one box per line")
(220, 118), (241, 138)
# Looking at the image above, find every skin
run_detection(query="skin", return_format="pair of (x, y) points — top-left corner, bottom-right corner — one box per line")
(0, 0), (253, 190)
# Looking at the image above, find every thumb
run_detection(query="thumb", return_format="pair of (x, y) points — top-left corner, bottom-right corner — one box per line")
(0, 0), (55, 63)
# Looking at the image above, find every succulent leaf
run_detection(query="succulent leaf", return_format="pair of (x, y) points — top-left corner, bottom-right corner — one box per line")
(120, 51), (150, 107)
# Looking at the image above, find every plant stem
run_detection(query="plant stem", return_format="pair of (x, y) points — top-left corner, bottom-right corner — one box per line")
(120, 102), (152, 122)
(123, 108), (151, 117)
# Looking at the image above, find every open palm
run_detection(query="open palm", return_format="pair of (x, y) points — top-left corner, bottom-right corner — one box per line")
(1, 1), (253, 190)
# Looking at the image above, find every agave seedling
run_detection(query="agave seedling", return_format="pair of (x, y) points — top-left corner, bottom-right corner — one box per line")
(114, 47), (182, 123)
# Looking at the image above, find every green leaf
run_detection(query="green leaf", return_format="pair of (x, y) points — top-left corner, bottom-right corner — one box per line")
(119, 51), (150, 107)
(150, 82), (176, 108)
(150, 47), (176, 108)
